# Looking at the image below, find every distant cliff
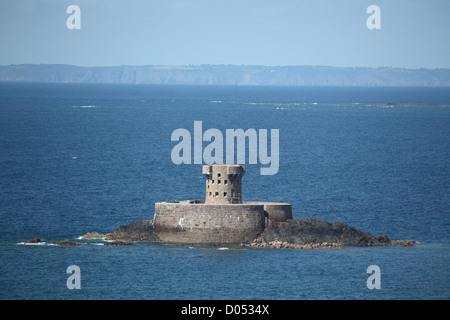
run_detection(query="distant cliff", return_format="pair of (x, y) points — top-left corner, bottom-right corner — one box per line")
(1, 64), (449, 86)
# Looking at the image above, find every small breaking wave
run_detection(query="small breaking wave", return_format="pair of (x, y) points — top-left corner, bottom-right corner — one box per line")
(17, 241), (46, 246)
(243, 102), (300, 106)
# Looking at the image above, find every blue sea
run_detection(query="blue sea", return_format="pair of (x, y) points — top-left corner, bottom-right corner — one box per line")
(0, 83), (449, 300)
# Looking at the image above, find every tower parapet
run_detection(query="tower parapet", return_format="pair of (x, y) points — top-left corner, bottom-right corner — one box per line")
(203, 165), (245, 204)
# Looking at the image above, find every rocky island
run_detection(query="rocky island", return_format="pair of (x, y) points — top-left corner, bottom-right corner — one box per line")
(76, 217), (413, 248)
(24, 165), (415, 248)
(24, 217), (414, 248)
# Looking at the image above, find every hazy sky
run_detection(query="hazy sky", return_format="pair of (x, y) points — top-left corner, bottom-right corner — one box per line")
(1, 0), (449, 68)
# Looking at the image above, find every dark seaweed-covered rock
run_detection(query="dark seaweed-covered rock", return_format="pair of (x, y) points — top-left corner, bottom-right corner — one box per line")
(105, 220), (161, 242)
(392, 240), (416, 247)
(104, 241), (133, 246)
(25, 237), (41, 244)
(255, 218), (392, 246)
(47, 240), (83, 246)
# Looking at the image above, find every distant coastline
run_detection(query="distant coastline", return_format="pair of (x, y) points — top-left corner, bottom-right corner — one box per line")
(1, 64), (449, 87)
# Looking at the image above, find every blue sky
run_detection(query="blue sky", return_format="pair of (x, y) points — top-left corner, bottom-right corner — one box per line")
(1, 0), (449, 68)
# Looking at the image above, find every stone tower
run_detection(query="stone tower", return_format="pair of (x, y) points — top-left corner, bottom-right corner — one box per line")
(153, 165), (292, 243)
(202, 164), (245, 204)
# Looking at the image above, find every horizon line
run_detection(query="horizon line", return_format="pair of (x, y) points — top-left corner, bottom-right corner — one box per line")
(2, 63), (450, 71)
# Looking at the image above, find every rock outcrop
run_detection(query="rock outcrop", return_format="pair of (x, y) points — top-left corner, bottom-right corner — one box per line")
(23, 238), (133, 246)
(241, 240), (343, 249)
(25, 218), (415, 248)
(103, 241), (134, 246)
(81, 232), (109, 239)
(24, 238), (82, 246)
(252, 218), (392, 247)
(102, 217), (395, 247)
(25, 237), (41, 244)
(105, 220), (161, 242)
(47, 240), (82, 246)
(392, 239), (416, 247)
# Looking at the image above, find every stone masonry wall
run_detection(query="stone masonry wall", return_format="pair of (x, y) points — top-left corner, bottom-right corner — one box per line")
(244, 202), (293, 227)
(203, 164), (245, 204)
(153, 202), (265, 243)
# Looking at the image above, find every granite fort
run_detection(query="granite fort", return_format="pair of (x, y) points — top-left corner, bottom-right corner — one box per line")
(171, 121), (279, 175)
(153, 164), (292, 243)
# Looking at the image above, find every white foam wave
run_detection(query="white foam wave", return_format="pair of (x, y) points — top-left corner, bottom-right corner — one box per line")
(17, 241), (46, 246)
(243, 102), (300, 106)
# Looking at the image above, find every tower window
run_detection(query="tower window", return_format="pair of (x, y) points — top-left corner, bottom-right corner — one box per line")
(218, 180), (221, 184)
(215, 192), (219, 196)
(224, 180), (228, 185)
(217, 173), (221, 177)
(224, 192), (227, 197)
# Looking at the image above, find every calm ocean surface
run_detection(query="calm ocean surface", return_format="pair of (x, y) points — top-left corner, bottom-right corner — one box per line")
(0, 83), (449, 300)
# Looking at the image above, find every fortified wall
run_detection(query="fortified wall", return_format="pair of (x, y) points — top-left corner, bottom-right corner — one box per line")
(153, 165), (292, 244)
